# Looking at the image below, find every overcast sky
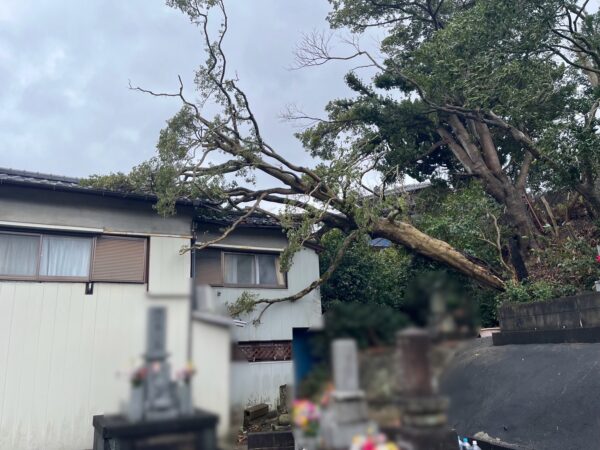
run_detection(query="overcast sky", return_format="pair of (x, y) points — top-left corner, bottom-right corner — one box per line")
(0, 0), (362, 178)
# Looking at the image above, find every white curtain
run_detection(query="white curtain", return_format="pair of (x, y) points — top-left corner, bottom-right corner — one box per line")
(257, 254), (279, 286)
(224, 253), (255, 284)
(40, 236), (93, 277)
(0, 234), (39, 276)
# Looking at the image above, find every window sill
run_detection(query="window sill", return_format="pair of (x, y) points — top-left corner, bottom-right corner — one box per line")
(209, 284), (288, 290)
(192, 310), (236, 328)
(0, 278), (146, 284)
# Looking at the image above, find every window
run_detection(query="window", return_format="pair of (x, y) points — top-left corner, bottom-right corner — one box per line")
(40, 235), (93, 278)
(0, 233), (39, 278)
(195, 248), (286, 288)
(0, 231), (147, 283)
(223, 252), (285, 287)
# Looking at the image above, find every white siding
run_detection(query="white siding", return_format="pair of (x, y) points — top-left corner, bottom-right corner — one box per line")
(206, 248), (323, 341)
(191, 319), (231, 436)
(200, 246), (322, 412)
(0, 236), (191, 450)
(230, 361), (293, 409)
(148, 236), (191, 296)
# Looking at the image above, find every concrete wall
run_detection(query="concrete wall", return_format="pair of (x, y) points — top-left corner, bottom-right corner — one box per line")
(498, 292), (600, 332)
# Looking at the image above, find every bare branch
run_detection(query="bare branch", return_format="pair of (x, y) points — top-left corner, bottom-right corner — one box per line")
(184, 194), (267, 254)
(250, 230), (361, 324)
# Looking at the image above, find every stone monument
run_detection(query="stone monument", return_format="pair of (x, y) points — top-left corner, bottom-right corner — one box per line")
(393, 328), (457, 450)
(142, 307), (180, 420)
(92, 307), (218, 450)
(321, 339), (373, 449)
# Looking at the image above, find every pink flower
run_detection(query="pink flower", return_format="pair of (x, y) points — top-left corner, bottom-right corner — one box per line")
(362, 439), (375, 450)
(596, 255), (600, 263)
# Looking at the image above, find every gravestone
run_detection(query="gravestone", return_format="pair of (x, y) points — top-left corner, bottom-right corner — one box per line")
(92, 307), (219, 450)
(393, 328), (457, 450)
(321, 339), (372, 449)
(143, 307), (179, 420)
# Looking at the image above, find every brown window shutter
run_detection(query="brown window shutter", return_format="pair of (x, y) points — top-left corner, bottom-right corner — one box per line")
(195, 248), (223, 285)
(91, 236), (147, 283)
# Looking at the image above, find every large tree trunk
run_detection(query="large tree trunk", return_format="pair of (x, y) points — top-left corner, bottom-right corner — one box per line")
(371, 218), (506, 291)
(439, 116), (535, 278)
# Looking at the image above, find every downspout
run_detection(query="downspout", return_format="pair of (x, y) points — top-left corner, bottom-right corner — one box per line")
(187, 222), (197, 363)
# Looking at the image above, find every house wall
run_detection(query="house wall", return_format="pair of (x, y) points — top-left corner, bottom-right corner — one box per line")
(0, 185), (192, 236)
(191, 316), (231, 437)
(231, 361), (293, 409)
(0, 187), (194, 450)
(195, 226), (323, 409)
(208, 248), (322, 341)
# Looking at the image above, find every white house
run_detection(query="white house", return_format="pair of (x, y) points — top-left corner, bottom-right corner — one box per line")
(0, 167), (322, 450)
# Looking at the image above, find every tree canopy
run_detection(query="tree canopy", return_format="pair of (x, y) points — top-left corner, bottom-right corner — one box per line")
(84, 0), (600, 321)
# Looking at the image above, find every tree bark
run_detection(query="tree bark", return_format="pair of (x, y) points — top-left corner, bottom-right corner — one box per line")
(576, 183), (600, 219)
(371, 218), (506, 291)
(439, 117), (535, 273)
(503, 187), (536, 252)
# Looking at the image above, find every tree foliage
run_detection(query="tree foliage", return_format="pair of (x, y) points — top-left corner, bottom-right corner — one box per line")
(85, 0), (600, 321)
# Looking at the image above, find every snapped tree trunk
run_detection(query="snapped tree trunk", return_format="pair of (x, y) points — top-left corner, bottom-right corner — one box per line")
(371, 218), (506, 291)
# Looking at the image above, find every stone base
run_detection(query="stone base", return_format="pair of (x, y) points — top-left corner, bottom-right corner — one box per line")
(248, 431), (295, 450)
(92, 410), (218, 450)
(394, 426), (458, 450)
(321, 419), (373, 450)
(329, 397), (368, 424)
(321, 391), (372, 449)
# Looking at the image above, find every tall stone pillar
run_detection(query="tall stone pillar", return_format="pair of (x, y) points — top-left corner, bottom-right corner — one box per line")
(320, 339), (372, 449)
(394, 328), (458, 450)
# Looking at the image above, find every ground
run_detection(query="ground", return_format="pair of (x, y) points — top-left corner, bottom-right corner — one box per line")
(441, 337), (600, 449)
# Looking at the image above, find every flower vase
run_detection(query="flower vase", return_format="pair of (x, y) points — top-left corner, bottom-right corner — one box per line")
(178, 382), (194, 415)
(127, 385), (144, 422)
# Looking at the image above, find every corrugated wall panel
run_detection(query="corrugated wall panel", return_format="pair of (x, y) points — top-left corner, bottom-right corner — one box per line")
(148, 236), (191, 296)
(230, 361), (293, 409)
(0, 279), (190, 450)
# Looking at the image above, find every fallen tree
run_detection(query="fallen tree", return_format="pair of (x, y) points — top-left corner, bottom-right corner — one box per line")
(87, 0), (506, 320)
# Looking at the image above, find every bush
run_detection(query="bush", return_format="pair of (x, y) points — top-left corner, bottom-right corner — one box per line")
(498, 279), (579, 304)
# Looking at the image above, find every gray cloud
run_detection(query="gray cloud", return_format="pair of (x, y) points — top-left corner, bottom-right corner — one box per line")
(0, 0), (358, 179)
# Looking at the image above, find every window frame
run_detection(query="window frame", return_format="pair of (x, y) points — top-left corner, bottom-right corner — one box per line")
(0, 230), (42, 281)
(37, 234), (97, 282)
(221, 250), (287, 289)
(0, 229), (148, 283)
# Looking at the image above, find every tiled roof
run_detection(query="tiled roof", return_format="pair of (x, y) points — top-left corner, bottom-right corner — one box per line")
(195, 209), (281, 228)
(0, 167), (82, 189)
(0, 167), (281, 227)
(370, 237), (392, 248)
(0, 166), (162, 203)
